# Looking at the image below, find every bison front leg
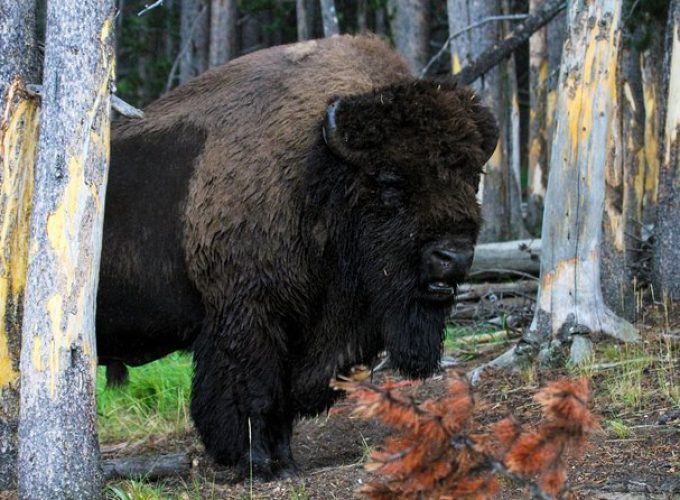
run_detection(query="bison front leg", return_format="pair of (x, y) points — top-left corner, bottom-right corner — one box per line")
(191, 313), (297, 481)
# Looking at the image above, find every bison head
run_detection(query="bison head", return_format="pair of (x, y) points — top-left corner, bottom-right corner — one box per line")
(312, 80), (498, 379)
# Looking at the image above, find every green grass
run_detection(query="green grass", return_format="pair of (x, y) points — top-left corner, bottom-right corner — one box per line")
(97, 352), (193, 443)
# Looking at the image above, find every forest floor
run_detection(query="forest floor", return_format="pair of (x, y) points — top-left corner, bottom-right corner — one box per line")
(99, 302), (680, 500)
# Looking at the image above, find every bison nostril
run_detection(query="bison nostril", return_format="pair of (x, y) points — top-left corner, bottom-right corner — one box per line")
(429, 248), (473, 272)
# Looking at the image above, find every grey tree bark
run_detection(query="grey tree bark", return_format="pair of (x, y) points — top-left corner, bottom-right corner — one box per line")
(297, 0), (311, 40)
(472, 0), (639, 380)
(320, 0), (340, 37)
(600, 37), (646, 321)
(389, 0), (430, 74)
(527, 5), (565, 231)
(180, 0), (210, 84)
(447, 0), (527, 242)
(653, 0), (680, 301)
(357, 0), (368, 33)
(209, 0), (237, 67)
(526, 0), (549, 233)
(375, 4), (387, 36)
(0, 0), (40, 491)
(17, 0), (115, 497)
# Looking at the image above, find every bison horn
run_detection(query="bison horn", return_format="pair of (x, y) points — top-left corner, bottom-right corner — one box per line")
(322, 98), (368, 165)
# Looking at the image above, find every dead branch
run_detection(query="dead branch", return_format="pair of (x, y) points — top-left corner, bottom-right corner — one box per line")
(137, 0), (164, 16)
(112, 95), (144, 119)
(457, 280), (539, 302)
(25, 84), (144, 119)
(452, 0), (566, 86)
(102, 453), (192, 480)
(470, 239), (541, 278)
(454, 330), (515, 346)
(420, 14), (529, 78)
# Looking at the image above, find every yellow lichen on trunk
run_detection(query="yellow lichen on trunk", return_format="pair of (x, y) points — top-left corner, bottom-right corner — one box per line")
(643, 79), (660, 204)
(0, 82), (39, 387)
(34, 43), (114, 397)
(664, 23), (680, 165)
(566, 8), (620, 154)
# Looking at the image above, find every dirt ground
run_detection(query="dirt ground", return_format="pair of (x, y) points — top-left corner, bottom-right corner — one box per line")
(102, 310), (680, 500)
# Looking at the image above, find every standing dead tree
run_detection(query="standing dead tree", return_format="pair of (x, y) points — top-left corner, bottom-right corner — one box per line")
(209, 0), (237, 67)
(297, 0), (312, 40)
(473, 0), (639, 378)
(18, 0), (115, 497)
(320, 0), (340, 37)
(448, 0), (527, 243)
(526, 0), (565, 232)
(389, 0), (430, 74)
(179, 0), (209, 84)
(0, 1), (40, 491)
(653, 0), (680, 301)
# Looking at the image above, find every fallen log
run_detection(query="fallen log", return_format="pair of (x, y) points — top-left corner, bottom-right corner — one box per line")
(456, 280), (538, 302)
(102, 452), (192, 480)
(469, 239), (541, 279)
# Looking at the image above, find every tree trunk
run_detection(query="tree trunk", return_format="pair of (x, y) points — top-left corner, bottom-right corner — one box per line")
(473, 0), (639, 379)
(180, 0), (209, 84)
(388, 0), (430, 74)
(654, 0), (680, 300)
(640, 23), (665, 233)
(357, 0), (368, 33)
(296, 0), (311, 40)
(240, 11), (261, 54)
(209, 0), (237, 67)
(470, 239), (541, 277)
(375, 5), (387, 36)
(526, 0), (549, 233)
(448, 0), (527, 242)
(0, 1), (40, 490)
(17, 0), (115, 497)
(600, 39), (646, 321)
(320, 0), (340, 37)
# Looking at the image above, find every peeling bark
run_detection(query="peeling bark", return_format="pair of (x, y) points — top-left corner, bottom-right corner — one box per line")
(653, 1), (680, 301)
(17, 0), (115, 497)
(472, 0), (639, 379)
(526, 0), (549, 233)
(600, 37), (647, 320)
(0, 1), (40, 490)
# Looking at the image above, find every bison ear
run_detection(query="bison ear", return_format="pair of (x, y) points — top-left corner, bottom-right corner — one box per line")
(322, 97), (373, 166)
(468, 95), (499, 166)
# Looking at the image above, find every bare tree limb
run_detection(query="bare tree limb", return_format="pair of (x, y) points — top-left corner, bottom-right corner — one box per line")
(25, 84), (144, 119)
(451, 0), (566, 86)
(102, 453), (192, 480)
(420, 14), (529, 78)
(137, 0), (164, 16)
(111, 95), (144, 118)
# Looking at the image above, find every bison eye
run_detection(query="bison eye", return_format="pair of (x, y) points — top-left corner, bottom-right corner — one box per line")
(381, 187), (402, 206)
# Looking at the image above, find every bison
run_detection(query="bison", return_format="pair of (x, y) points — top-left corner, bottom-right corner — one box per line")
(97, 35), (498, 480)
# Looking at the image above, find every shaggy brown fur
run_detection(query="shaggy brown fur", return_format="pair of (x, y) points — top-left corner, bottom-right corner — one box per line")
(97, 35), (498, 481)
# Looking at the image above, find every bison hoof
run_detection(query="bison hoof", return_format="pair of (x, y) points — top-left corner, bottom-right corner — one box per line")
(274, 459), (300, 480)
(239, 456), (300, 482)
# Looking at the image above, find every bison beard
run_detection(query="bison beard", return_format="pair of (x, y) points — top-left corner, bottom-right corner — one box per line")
(97, 35), (498, 481)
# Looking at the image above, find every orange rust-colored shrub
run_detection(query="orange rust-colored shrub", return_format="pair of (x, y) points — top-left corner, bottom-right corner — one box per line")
(332, 373), (598, 499)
